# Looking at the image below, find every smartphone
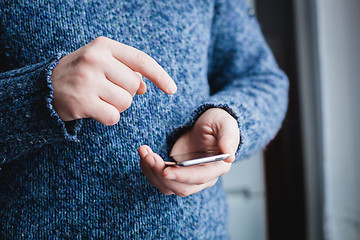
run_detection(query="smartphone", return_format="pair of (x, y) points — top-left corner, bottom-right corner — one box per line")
(165, 152), (231, 167)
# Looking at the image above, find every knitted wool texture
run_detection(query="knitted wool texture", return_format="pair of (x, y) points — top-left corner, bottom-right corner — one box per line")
(0, 0), (288, 239)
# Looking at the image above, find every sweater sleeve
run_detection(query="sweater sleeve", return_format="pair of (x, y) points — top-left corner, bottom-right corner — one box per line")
(0, 53), (81, 165)
(167, 0), (289, 161)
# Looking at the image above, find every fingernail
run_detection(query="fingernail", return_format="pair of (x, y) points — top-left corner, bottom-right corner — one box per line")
(149, 156), (156, 167)
(134, 71), (142, 80)
(167, 81), (177, 94)
(139, 147), (149, 157)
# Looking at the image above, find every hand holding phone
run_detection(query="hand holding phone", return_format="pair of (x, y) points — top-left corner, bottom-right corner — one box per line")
(165, 152), (231, 166)
(138, 108), (239, 197)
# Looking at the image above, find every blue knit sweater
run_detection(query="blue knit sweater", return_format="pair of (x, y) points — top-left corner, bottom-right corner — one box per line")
(0, 0), (288, 238)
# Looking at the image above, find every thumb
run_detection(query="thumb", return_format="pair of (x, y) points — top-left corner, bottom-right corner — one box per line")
(218, 135), (238, 163)
(217, 120), (240, 163)
(138, 145), (153, 158)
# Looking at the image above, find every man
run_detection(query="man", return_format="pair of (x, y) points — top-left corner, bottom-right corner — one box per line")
(0, 0), (288, 238)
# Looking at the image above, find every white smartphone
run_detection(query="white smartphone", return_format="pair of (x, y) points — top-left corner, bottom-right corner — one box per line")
(165, 152), (231, 167)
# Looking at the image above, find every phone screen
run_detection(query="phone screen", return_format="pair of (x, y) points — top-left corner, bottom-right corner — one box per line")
(166, 152), (230, 166)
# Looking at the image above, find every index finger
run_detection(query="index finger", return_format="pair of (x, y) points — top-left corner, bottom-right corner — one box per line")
(106, 38), (177, 94)
(163, 161), (232, 185)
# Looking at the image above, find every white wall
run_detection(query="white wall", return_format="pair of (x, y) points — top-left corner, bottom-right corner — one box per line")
(223, 152), (266, 240)
(317, 0), (360, 239)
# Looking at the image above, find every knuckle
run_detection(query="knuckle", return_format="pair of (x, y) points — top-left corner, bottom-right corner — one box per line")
(177, 188), (191, 198)
(92, 36), (108, 45)
(136, 51), (151, 71)
(78, 49), (98, 65)
(80, 37), (110, 64)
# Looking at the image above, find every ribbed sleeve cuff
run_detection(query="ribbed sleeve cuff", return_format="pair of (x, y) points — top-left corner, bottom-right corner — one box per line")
(0, 53), (82, 164)
(45, 52), (82, 139)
